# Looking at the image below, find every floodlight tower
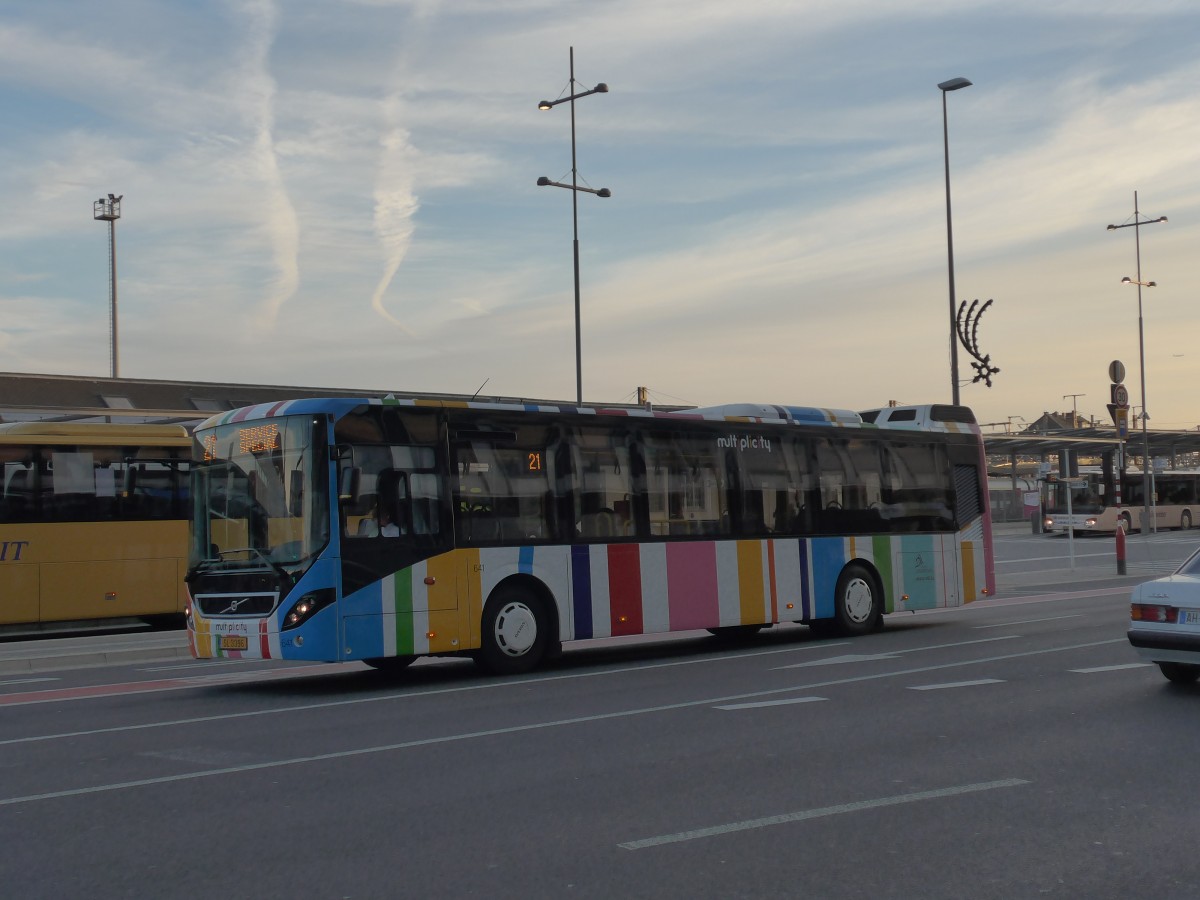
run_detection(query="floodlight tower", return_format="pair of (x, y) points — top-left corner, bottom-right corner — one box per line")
(93, 194), (123, 378)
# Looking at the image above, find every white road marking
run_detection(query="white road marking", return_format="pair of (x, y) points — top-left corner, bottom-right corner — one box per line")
(909, 678), (1005, 691)
(773, 634), (1019, 669)
(0, 677), (58, 687)
(618, 779), (1031, 850)
(975, 615), (1082, 629)
(715, 697), (826, 710)
(1070, 663), (1152, 673)
(778, 653), (898, 667)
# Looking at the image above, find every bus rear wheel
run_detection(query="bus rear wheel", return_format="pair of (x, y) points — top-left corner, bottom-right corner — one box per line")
(832, 563), (882, 637)
(1181, 511), (1192, 531)
(477, 587), (549, 675)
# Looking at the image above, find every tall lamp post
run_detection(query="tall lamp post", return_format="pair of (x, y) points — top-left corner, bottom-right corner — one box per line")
(1109, 191), (1167, 533)
(938, 77), (972, 405)
(93, 193), (123, 379)
(537, 47), (609, 405)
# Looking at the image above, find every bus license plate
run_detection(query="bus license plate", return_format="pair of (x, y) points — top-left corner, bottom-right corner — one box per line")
(220, 635), (249, 651)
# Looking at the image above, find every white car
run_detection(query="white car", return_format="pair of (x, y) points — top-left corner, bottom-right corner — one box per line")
(1128, 549), (1200, 683)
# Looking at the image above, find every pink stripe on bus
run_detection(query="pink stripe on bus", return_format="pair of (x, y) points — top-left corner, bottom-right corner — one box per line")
(666, 542), (719, 631)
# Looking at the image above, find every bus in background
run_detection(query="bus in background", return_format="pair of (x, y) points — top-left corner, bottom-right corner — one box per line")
(186, 398), (994, 674)
(0, 422), (191, 629)
(1042, 467), (1200, 534)
(987, 475), (1039, 523)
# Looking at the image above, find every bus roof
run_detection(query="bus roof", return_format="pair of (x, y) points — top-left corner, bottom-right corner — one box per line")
(0, 421), (191, 446)
(198, 396), (977, 434)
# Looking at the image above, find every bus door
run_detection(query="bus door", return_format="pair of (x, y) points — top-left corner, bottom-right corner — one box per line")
(338, 453), (460, 659)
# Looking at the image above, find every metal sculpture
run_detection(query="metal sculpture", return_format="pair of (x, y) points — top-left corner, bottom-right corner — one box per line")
(956, 298), (1000, 387)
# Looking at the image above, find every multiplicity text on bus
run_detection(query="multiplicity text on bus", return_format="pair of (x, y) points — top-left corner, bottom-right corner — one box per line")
(185, 398), (995, 674)
(0, 422), (191, 629)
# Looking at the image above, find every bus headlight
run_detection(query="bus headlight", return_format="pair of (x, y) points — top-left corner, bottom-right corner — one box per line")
(282, 589), (336, 630)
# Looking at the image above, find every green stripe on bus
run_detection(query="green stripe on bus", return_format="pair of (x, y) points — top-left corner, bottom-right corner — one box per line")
(872, 534), (894, 614)
(393, 572), (415, 655)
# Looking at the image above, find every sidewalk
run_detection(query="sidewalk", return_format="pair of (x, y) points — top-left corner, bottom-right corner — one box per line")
(0, 630), (191, 676)
(991, 518), (1166, 594)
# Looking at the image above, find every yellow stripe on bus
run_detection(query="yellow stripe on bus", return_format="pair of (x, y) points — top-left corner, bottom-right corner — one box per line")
(960, 540), (976, 603)
(426, 547), (476, 652)
(736, 540), (766, 625)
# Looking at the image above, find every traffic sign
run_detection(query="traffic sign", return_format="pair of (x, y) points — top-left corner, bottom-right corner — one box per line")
(1109, 360), (1126, 383)
(1116, 405), (1128, 438)
(1111, 383), (1129, 407)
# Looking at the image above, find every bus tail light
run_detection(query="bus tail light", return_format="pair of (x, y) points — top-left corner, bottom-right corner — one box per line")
(1131, 603), (1175, 623)
(283, 588), (336, 630)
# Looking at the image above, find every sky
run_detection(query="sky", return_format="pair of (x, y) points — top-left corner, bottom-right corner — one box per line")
(1, 1), (1198, 434)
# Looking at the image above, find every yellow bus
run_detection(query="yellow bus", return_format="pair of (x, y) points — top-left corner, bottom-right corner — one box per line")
(0, 421), (191, 629)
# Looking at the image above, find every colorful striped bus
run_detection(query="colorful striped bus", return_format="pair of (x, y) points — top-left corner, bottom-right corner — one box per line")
(0, 422), (191, 629)
(185, 398), (995, 673)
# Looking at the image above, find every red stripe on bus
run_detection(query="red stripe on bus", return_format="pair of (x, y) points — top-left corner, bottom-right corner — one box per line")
(607, 544), (643, 636)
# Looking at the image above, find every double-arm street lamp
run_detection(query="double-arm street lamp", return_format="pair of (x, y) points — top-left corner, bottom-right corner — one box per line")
(537, 46), (609, 405)
(1108, 191), (1167, 532)
(938, 76), (972, 406)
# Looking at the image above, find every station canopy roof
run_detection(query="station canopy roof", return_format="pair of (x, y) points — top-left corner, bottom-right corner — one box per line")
(985, 426), (1200, 461)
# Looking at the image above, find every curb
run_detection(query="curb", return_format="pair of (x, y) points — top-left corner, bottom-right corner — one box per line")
(0, 639), (192, 676)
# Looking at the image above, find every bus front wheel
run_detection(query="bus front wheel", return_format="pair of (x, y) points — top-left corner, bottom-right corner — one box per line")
(832, 563), (882, 637)
(477, 587), (549, 675)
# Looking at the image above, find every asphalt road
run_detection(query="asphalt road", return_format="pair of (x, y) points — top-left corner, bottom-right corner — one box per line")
(3, 527), (1200, 899)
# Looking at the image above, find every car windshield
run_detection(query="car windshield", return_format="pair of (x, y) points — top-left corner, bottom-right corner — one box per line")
(189, 415), (328, 569)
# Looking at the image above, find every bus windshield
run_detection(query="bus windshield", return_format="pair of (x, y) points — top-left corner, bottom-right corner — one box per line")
(1042, 474), (1105, 515)
(189, 416), (328, 570)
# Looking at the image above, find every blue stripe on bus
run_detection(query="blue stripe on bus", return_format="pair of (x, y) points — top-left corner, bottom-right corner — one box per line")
(571, 545), (593, 639)
(798, 539), (811, 620)
(810, 537), (846, 620)
(518, 545), (534, 574)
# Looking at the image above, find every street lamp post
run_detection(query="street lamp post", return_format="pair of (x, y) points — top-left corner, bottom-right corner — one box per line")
(93, 193), (123, 379)
(938, 76), (972, 406)
(537, 47), (609, 406)
(1109, 191), (1167, 533)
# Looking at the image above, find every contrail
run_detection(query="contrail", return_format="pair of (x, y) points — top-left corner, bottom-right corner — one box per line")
(240, 0), (299, 326)
(369, 95), (420, 334)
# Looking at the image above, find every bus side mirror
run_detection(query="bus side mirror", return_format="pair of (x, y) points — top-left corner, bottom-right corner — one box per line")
(289, 470), (305, 518)
(338, 467), (361, 504)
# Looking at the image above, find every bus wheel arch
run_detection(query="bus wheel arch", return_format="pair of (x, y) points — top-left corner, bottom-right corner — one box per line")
(476, 576), (559, 675)
(831, 560), (884, 637)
